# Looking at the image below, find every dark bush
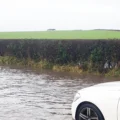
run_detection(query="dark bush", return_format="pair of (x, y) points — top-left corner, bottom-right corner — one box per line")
(0, 39), (120, 72)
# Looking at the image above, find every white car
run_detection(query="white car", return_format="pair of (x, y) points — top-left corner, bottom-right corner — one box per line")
(72, 81), (120, 120)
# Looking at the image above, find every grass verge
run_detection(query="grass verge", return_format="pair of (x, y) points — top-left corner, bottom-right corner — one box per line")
(0, 56), (120, 77)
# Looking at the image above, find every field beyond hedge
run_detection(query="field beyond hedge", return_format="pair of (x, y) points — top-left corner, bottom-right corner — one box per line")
(0, 30), (120, 39)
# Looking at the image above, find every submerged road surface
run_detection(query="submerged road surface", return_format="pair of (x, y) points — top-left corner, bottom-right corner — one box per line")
(0, 66), (112, 120)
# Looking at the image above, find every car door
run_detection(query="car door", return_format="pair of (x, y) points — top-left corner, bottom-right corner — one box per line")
(118, 97), (120, 120)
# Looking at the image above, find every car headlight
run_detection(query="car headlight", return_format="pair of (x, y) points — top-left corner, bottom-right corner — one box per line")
(73, 92), (81, 102)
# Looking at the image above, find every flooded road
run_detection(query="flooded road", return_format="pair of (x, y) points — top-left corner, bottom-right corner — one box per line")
(0, 66), (116, 120)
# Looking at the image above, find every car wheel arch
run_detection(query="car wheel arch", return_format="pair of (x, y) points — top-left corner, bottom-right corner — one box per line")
(75, 101), (105, 120)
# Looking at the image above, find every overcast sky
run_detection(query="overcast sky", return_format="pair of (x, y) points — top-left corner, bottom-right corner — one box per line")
(0, 0), (119, 31)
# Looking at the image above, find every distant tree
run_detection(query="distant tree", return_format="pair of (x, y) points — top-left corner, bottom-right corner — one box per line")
(47, 29), (56, 31)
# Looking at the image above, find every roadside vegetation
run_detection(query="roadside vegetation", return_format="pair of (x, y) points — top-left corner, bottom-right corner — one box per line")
(0, 39), (120, 77)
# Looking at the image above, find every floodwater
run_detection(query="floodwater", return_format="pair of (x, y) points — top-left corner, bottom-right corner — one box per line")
(0, 66), (117, 120)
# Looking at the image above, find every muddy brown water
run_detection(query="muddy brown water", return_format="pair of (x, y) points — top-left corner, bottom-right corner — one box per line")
(0, 66), (118, 120)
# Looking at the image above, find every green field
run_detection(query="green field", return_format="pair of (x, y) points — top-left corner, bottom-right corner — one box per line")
(0, 30), (120, 39)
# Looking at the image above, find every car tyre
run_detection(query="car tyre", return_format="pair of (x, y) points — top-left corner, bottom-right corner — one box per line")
(76, 103), (104, 120)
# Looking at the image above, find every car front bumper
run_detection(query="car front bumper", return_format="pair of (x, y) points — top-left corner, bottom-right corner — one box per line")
(71, 97), (83, 120)
(71, 101), (78, 120)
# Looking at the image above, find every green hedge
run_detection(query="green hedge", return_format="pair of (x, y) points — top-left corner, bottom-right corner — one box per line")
(0, 39), (120, 72)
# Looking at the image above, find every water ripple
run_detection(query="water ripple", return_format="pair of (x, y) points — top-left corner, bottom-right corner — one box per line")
(0, 66), (108, 120)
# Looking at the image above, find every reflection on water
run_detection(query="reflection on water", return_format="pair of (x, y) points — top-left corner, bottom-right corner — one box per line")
(0, 66), (114, 120)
